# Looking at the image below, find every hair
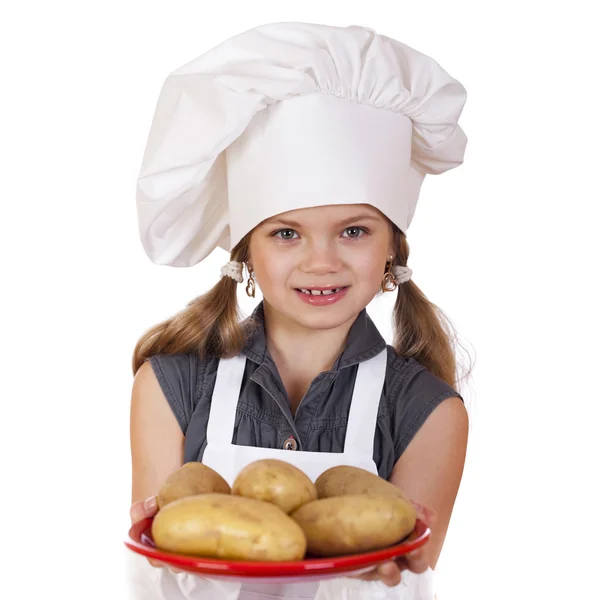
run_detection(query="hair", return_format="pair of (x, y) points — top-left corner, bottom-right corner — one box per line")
(389, 225), (473, 390)
(132, 222), (473, 391)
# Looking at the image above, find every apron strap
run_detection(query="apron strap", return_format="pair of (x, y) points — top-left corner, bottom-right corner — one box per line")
(205, 355), (246, 445)
(206, 348), (387, 456)
(343, 348), (388, 457)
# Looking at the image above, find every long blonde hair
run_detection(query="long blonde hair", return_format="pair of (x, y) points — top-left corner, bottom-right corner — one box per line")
(132, 223), (473, 390)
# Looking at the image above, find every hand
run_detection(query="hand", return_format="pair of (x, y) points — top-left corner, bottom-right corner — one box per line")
(347, 501), (436, 587)
(130, 496), (183, 574)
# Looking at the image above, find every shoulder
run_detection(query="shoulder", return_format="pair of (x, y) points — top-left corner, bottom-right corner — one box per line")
(131, 358), (187, 446)
(383, 345), (464, 405)
(144, 352), (215, 432)
(148, 352), (202, 379)
(381, 345), (464, 454)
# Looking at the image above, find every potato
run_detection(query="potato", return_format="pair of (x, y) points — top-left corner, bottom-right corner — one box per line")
(315, 465), (410, 502)
(151, 493), (307, 561)
(290, 494), (416, 556)
(157, 462), (231, 509)
(232, 459), (317, 514)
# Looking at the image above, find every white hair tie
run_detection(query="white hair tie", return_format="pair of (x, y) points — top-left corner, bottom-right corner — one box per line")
(220, 260), (244, 283)
(393, 265), (413, 284)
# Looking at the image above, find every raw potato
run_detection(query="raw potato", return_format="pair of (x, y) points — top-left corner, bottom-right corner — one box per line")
(315, 465), (410, 502)
(151, 493), (307, 561)
(291, 494), (416, 557)
(232, 459), (317, 514)
(157, 462), (231, 509)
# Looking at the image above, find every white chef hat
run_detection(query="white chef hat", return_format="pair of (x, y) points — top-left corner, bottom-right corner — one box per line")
(136, 22), (467, 267)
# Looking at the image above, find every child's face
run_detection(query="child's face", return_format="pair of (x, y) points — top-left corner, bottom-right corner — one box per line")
(248, 203), (394, 329)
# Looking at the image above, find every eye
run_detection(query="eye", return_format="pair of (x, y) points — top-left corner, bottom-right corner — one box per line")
(342, 226), (368, 239)
(273, 228), (299, 240)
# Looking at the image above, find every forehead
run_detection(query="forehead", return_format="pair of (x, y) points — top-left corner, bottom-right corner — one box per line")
(262, 204), (386, 225)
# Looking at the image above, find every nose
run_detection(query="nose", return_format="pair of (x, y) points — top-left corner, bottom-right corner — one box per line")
(300, 241), (342, 275)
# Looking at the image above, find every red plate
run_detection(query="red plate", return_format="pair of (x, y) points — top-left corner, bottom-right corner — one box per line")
(125, 517), (430, 583)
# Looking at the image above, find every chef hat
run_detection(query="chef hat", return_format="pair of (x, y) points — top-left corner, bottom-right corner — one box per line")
(136, 22), (467, 267)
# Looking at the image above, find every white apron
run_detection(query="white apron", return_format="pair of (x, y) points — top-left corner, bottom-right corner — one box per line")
(126, 349), (435, 600)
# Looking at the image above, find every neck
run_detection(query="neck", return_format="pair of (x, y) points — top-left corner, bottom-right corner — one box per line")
(262, 301), (357, 377)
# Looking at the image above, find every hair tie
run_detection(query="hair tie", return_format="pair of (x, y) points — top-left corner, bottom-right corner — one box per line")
(393, 265), (413, 284)
(220, 260), (244, 283)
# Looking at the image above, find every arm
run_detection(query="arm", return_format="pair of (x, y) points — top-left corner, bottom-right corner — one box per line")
(130, 360), (185, 504)
(388, 396), (469, 569)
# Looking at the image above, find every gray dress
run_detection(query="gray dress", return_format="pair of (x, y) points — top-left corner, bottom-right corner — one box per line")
(148, 301), (463, 480)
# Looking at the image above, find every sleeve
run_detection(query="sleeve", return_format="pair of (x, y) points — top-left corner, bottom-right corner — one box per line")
(391, 359), (464, 462)
(147, 353), (202, 434)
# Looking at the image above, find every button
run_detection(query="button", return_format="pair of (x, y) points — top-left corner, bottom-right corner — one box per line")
(283, 436), (298, 450)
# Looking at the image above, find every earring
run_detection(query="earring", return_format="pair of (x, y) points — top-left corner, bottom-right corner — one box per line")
(381, 256), (398, 293)
(245, 264), (256, 298)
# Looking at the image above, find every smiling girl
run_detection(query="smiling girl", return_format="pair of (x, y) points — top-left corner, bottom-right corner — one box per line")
(127, 22), (471, 600)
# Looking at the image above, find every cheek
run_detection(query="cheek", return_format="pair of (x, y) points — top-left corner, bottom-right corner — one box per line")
(354, 255), (385, 283)
(255, 255), (289, 287)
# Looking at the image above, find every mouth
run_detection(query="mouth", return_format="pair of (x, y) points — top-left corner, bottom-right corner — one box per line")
(294, 286), (349, 296)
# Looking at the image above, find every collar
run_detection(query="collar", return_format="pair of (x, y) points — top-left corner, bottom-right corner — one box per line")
(240, 300), (387, 370)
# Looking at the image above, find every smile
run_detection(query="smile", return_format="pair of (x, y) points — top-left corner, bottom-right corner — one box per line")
(297, 287), (346, 296)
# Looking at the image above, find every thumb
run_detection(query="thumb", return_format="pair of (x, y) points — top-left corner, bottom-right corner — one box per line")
(130, 496), (158, 524)
(410, 500), (437, 527)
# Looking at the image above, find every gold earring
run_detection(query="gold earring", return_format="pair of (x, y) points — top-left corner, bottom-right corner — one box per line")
(245, 265), (256, 298)
(381, 258), (398, 293)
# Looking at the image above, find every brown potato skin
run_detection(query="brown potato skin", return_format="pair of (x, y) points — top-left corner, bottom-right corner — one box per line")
(315, 465), (410, 501)
(152, 493), (307, 561)
(290, 494), (417, 557)
(232, 459), (317, 514)
(157, 462), (231, 509)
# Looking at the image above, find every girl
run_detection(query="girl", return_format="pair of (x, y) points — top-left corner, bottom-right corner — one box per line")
(127, 22), (471, 600)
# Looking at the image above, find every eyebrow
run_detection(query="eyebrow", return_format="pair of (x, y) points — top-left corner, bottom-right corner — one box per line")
(265, 214), (382, 228)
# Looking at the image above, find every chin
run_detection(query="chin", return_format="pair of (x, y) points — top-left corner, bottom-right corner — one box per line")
(292, 310), (354, 331)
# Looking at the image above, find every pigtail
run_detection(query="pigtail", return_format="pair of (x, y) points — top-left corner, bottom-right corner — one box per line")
(390, 226), (473, 390)
(131, 234), (255, 375)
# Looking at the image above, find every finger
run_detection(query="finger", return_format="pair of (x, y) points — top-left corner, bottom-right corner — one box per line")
(130, 496), (159, 524)
(422, 506), (437, 526)
(405, 549), (430, 574)
(347, 566), (379, 581)
(376, 561), (402, 587)
(130, 502), (146, 524)
(394, 556), (408, 572)
(148, 559), (182, 574)
(143, 495), (159, 514)
(148, 558), (164, 569)
(409, 501), (437, 527)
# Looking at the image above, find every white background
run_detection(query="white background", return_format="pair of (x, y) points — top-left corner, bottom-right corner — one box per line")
(2, 1), (599, 599)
